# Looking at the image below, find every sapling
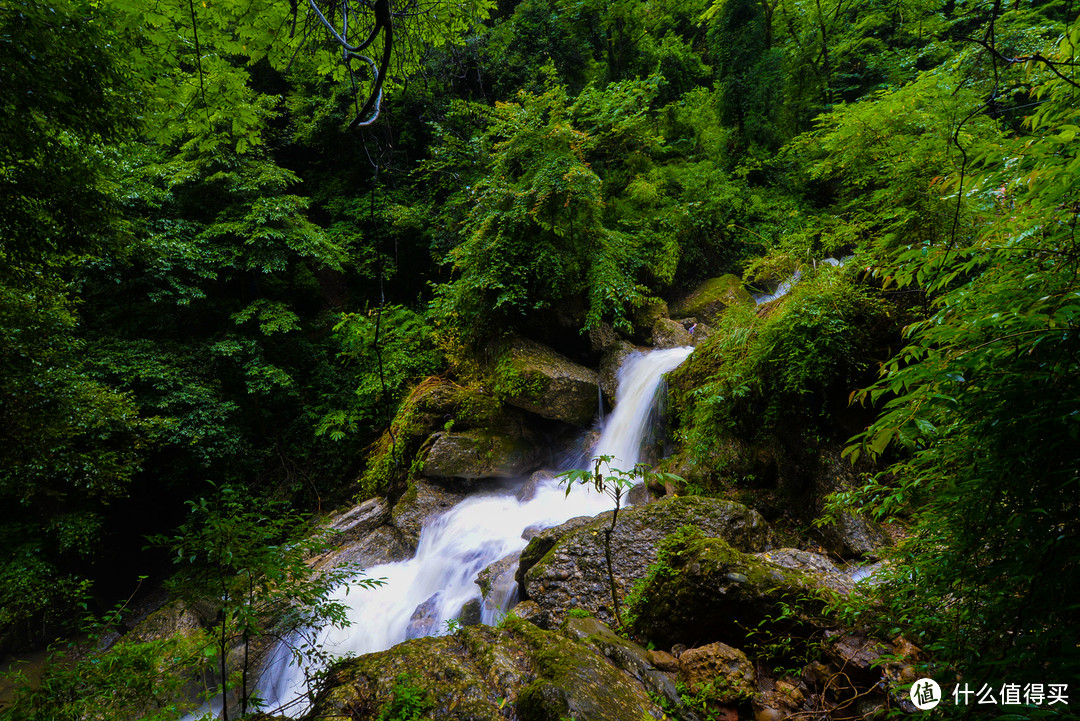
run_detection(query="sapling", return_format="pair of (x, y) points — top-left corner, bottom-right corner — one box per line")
(558, 456), (682, 631)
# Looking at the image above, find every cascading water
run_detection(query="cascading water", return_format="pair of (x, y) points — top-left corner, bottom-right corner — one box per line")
(256, 346), (694, 716)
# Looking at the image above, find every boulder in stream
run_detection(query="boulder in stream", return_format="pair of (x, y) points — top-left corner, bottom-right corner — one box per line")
(599, 340), (636, 406)
(517, 496), (770, 628)
(420, 428), (541, 480)
(301, 618), (667, 721)
(390, 478), (470, 551)
(493, 337), (601, 427)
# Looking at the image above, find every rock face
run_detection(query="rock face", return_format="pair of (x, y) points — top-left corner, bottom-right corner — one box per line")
(302, 618), (666, 721)
(629, 531), (830, 649)
(599, 340), (636, 406)
(817, 510), (892, 560)
(670, 275), (753, 324)
(493, 337), (601, 427)
(421, 429), (541, 480)
(312, 524), (412, 571)
(390, 479), (469, 551)
(517, 496), (770, 627)
(652, 317), (693, 349)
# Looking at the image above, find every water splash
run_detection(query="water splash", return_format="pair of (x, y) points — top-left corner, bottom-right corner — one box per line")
(256, 346), (693, 716)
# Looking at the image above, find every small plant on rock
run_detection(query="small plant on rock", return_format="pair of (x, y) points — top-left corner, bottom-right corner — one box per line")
(558, 456), (682, 631)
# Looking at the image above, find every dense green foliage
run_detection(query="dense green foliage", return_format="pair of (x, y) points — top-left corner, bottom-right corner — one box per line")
(2, 0), (1079, 715)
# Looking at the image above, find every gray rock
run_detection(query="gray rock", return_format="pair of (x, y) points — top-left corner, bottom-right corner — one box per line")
(517, 469), (555, 502)
(817, 511), (892, 560)
(519, 496), (770, 628)
(320, 497), (391, 547)
(599, 340), (637, 406)
(421, 429), (541, 480)
(476, 552), (521, 618)
(312, 525), (412, 571)
(651, 318), (693, 349)
(391, 479), (468, 551)
(754, 548), (854, 595)
(406, 592), (443, 639)
(494, 337), (601, 427)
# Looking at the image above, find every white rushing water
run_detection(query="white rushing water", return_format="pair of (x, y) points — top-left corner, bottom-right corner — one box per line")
(255, 346), (693, 716)
(752, 256), (849, 305)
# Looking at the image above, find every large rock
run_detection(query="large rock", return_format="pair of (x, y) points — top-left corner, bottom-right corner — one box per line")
(476, 551), (521, 618)
(629, 530), (830, 649)
(321, 497), (391, 547)
(421, 429), (541, 480)
(652, 318), (693, 349)
(518, 496), (770, 627)
(493, 337), (601, 427)
(312, 525), (412, 571)
(390, 479), (469, 551)
(670, 275), (753, 324)
(302, 619), (666, 721)
(563, 617), (701, 720)
(816, 510), (892, 560)
(599, 340), (637, 406)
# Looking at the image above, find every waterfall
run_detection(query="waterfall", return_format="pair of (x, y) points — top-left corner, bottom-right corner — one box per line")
(752, 256), (850, 305)
(255, 346), (693, 716)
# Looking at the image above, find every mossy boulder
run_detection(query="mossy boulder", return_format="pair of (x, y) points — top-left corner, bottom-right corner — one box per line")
(301, 619), (665, 721)
(670, 275), (753, 324)
(518, 496), (769, 628)
(493, 337), (600, 427)
(652, 318), (693, 349)
(421, 429), (541, 480)
(678, 642), (756, 704)
(629, 531), (829, 649)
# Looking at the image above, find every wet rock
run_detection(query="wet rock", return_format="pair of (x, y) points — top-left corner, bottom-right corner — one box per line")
(671, 275), (753, 324)
(678, 642), (756, 704)
(629, 531), (828, 649)
(599, 340), (637, 406)
(817, 510), (892, 560)
(476, 552), (521, 617)
(391, 479), (468, 551)
(517, 469), (554, 502)
(321, 497), (391, 547)
(519, 496), (770, 628)
(588, 322), (621, 354)
(421, 429), (541, 480)
(458, 598), (483, 627)
(652, 318), (693, 349)
(631, 299), (670, 344)
(312, 525), (412, 571)
(494, 337), (601, 427)
(563, 617), (698, 720)
(302, 620), (666, 721)
(406, 592), (444, 640)
(514, 515), (599, 588)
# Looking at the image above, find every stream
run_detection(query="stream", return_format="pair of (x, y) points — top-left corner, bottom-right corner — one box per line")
(256, 346), (695, 716)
